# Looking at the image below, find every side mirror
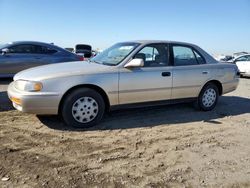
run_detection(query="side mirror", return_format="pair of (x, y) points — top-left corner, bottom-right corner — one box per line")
(1, 48), (9, 55)
(124, 58), (144, 68)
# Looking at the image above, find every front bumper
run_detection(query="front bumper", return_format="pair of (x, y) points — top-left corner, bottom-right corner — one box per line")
(7, 82), (60, 115)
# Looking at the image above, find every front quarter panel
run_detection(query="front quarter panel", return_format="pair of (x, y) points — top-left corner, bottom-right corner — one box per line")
(41, 72), (119, 112)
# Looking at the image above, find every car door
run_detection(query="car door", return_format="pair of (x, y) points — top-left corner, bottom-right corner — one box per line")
(171, 44), (210, 99)
(0, 44), (44, 75)
(119, 43), (172, 104)
(32, 45), (61, 64)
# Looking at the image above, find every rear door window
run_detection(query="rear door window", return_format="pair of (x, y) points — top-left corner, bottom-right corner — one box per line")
(34, 45), (57, 54)
(193, 50), (206, 64)
(8, 44), (57, 54)
(172, 45), (205, 66)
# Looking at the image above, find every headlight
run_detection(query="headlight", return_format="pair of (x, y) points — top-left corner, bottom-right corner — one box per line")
(14, 80), (43, 92)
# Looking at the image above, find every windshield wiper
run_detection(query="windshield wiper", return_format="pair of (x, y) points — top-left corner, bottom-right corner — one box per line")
(102, 62), (116, 66)
(89, 59), (101, 64)
(89, 59), (115, 66)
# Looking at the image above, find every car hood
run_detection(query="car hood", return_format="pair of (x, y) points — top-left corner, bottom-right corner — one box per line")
(14, 61), (115, 81)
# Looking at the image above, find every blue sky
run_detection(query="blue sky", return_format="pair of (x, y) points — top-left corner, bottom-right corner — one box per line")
(0, 0), (249, 54)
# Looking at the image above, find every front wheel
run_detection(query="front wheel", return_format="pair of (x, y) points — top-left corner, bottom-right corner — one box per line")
(196, 83), (219, 111)
(61, 88), (105, 128)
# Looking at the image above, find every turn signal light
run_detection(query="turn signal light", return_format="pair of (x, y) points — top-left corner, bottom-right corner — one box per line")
(78, 56), (84, 61)
(10, 97), (22, 105)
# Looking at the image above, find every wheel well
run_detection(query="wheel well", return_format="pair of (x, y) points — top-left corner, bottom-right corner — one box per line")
(205, 80), (223, 95)
(58, 84), (110, 114)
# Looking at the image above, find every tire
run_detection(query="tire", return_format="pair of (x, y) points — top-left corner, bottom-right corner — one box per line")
(195, 83), (219, 111)
(61, 88), (105, 128)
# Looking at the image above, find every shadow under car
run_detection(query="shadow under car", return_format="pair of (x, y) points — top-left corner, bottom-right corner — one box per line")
(38, 95), (250, 131)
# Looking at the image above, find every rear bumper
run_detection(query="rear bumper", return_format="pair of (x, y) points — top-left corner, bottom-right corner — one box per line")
(222, 78), (239, 95)
(7, 82), (60, 114)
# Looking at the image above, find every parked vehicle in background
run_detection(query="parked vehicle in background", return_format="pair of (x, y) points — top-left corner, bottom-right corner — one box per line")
(233, 51), (248, 58)
(0, 41), (83, 78)
(218, 55), (234, 62)
(233, 54), (250, 77)
(75, 44), (92, 58)
(8, 40), (239, 128)
(91, 50), (99, 57)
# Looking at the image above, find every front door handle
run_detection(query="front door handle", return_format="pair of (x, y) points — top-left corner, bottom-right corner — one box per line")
(202, 71), (209, 74)
(162, 72), (171, 77)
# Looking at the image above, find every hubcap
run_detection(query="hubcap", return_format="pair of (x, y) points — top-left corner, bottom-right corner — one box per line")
(72, 97), (99, 123)
(202, 88), (216, 108)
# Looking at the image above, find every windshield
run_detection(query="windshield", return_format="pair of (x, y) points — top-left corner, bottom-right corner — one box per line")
(91, 42), (139, 65)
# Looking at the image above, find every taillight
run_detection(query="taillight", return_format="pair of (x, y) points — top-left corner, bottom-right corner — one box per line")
(78, 56), (84, 61)
(236, 71), (241, 76)
(234, 67), (240, 77)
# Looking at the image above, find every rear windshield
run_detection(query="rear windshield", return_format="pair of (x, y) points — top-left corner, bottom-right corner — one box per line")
(0, 43), (9, 49)
(75, 45), (92, 51)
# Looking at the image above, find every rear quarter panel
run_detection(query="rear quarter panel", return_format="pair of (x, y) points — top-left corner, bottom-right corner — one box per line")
(172, 63), (238, 99)
(203, 63), (239, 95)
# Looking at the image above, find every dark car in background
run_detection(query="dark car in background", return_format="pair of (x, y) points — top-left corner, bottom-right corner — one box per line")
(0, 41), (83, 78)
(75, 44), (92, 58)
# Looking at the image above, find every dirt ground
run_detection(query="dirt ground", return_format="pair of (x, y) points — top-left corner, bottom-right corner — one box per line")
(0, 78), (250, 188)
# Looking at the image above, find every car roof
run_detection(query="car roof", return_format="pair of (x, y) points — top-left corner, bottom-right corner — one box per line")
(5, 41), (70, 53)
(7, 41), (54, 46)
(124, 40), (218, 64)
(127, 40), (198, 47)
(234, 53), (250, 59)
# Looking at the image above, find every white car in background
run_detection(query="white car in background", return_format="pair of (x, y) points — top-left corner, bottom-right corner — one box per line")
(233, 54), (250, 77)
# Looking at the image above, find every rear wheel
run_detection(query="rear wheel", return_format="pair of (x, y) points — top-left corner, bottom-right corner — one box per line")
(61, 88), (105, 128)
(196, 83), (219, 111)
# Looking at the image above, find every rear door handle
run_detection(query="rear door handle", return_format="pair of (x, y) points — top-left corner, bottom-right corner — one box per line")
(162, 72), (171, 77)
